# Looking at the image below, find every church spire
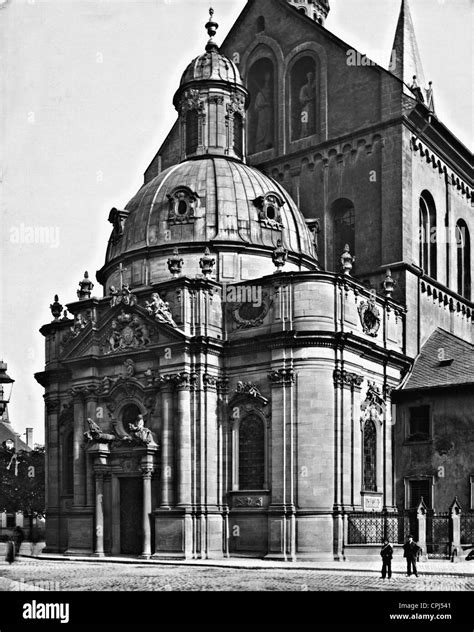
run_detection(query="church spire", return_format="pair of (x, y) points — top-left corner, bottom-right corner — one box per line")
(390, 0), (434, 111)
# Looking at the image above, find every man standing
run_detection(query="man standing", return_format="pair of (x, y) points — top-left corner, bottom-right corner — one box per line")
(380, 539), (393, 580)
(403, 535), (421, 577)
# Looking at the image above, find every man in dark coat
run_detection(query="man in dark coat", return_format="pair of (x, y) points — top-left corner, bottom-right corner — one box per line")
(5, 536), (16, 564)
(403, 535), (421, 577)
(380, 539), (393, 579)
(13, 526), (25, 556)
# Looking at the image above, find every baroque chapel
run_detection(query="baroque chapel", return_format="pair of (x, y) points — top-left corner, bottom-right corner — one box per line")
(36, 0), (473, 560)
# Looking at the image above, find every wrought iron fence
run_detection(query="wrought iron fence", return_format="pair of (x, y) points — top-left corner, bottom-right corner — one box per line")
(426, 512), (451, 559)
(347, 511), (411, 545)
(460, 512), (474, 546)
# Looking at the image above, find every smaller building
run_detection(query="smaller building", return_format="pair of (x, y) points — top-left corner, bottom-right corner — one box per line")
(393, 329), (474, 557)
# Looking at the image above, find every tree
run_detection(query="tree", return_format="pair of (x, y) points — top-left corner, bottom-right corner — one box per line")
(0, 445), (45, 533)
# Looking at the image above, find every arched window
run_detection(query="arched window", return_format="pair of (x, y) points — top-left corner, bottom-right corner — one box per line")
(248, 58), (275, 154)
(290, 56), (317, 141)
(63, 430), (74, 495)
(363, 419), (377, 492)
(332, 198), (355, 272)
(256, 16), (265, 32)
(419, 191), (437, 279)
(186, 110), (199, 155)
(238, 415), (265, 490)
(233, 112), (243, 158)
(456, 219), (471, 299)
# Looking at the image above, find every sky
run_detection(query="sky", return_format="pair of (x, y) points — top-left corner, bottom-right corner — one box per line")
(0, 0), (472, 445)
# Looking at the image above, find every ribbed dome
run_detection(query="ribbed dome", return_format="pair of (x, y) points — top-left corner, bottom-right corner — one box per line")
(180, 46), (243, 88)
(105, 158), (317, 267)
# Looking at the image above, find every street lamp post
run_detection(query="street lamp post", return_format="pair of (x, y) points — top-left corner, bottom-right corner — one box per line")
(0, 361), (14, 418)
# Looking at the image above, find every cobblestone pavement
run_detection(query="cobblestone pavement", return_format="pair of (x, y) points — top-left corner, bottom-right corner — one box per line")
(0, 559), (471, 591)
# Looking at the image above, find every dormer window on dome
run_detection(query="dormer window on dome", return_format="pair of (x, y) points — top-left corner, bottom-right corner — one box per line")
(254, 192), (284, 230)
(167, 187), (199, 225)
(108, 207), (130, 244)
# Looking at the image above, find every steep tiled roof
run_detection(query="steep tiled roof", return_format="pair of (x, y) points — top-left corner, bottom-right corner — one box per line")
(0, 421), (30, 452)
(402, 329), (474, 392)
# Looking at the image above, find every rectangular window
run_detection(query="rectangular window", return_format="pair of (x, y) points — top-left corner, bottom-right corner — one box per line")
(407, 406), (430, 442)
(6, 514), (15, 528)
(408, 479), (432, 509)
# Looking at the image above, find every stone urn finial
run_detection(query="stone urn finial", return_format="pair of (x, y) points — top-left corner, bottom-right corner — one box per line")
(50, 295), (63, 321)
(341, 244), (355, 276)
(77, 271), (94, 301)
(168, 248), (184, 278)
(199, 247), (215, 277)
(383, 269), (395, 299)
(272, 239), (288, 271)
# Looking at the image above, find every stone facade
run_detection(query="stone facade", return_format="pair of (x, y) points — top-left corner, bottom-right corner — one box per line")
(36, 0), (472, 559)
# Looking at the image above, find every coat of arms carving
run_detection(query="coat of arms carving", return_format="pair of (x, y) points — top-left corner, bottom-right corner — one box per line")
(358, 294), (381, 337)
(103, 310), (154, 354)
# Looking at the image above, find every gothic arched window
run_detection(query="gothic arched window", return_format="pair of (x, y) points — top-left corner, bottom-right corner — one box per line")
(233, 112), (243, 158)
(238, 415), (265, 490)
(456, 219), (471, 299)
(419, 191), (437, 279)
(290, 56), (317, 141)
(63, 430), (74, 495)
(363, 419), (377, 492)
(248, 58), (275, 154)
(186, 109), (199, 155)
(332, 198), (355, 272)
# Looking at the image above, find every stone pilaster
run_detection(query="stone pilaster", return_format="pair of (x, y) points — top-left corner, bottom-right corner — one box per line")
(70, 388), (86, 507)
(159, 378), (174, 509)
(43, 395), (61, 552)
(266, 368), (295, 561)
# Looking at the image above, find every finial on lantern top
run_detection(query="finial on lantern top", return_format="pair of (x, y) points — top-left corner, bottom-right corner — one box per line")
(205, 7), (219, 51)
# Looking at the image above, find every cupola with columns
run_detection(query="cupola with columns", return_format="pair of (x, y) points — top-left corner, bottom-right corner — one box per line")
(173, 8), (250, 162)
(287, 0), (330, 25)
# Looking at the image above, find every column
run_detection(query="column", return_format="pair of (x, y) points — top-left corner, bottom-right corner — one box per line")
(141, 467), (153, 558)
(160, 381), (174, 508)
(94, 472), (105, 557)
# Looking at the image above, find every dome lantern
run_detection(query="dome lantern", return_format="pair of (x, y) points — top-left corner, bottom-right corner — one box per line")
(173, 8), (249, 162)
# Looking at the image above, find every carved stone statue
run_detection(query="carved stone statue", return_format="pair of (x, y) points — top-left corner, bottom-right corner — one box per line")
(299, 71), (316, 138)
(145, 293), (176, 327)
(254, 72), (273, 152)
(128, 414), (157, 446)
(109, 285), (120, 307)
(84, 418), (115, 444)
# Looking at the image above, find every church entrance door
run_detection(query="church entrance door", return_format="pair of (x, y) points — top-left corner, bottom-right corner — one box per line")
(119, 477), (143, 555)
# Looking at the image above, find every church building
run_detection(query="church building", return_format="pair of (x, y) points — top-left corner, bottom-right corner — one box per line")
(36, 0), (473, 560)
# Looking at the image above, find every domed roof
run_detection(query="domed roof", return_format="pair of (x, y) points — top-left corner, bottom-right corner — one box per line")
(179, 46), (243, 89)
(105, 157), (317, 266)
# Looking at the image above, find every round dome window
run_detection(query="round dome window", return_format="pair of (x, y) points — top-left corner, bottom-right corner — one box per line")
(267, 205), (276, 220)
(178, 200), (188, 215)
